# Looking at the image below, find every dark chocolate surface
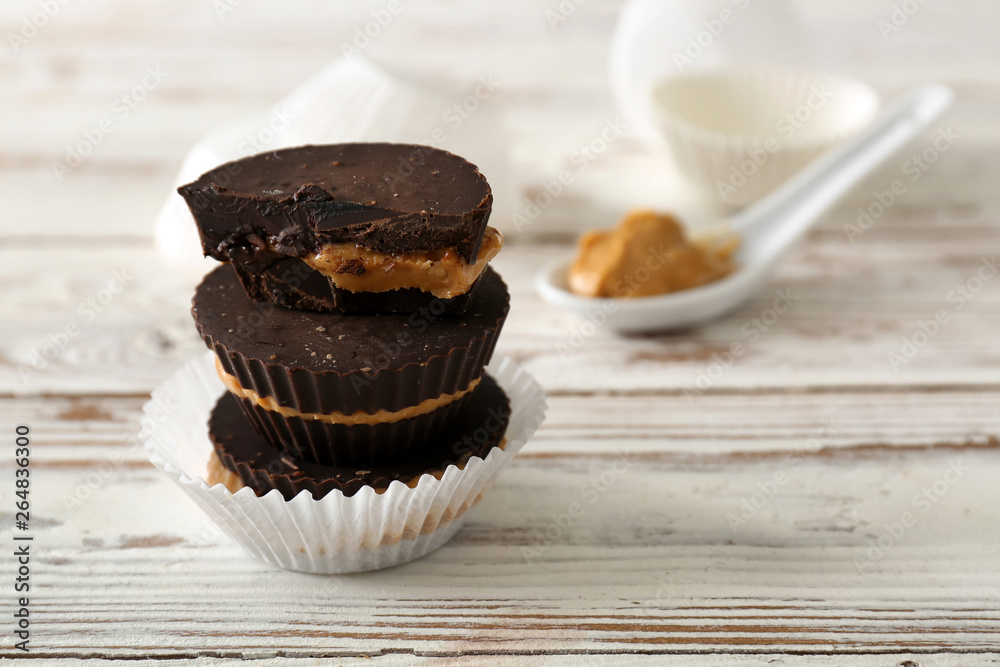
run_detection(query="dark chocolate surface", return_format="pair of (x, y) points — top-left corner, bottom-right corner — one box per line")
(178, 143), (493, 264)
(193, 263), (509, 414)
(193, 262), (507, 374)
(210, 374), (511, 499)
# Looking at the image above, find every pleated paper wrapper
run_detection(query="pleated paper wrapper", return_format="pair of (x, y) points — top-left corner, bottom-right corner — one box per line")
(651, 70), (879, 206)
(141, 351), (547, 574)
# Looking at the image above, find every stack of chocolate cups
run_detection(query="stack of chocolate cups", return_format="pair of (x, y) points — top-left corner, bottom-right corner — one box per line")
(179, 143), (513, 504)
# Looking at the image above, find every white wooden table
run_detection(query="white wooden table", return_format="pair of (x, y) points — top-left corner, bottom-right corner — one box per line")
(3, 0), (1000, 663)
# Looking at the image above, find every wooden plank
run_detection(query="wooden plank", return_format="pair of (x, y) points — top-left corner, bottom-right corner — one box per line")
(8, 389), (1000, 459)
(2, 225), (1000, 395)
(0, 395), (994, 658)
(5, 657), (1000, 666)
(12, 425), (1000, 657)
(2, 95), (998, 240)
(4, 0), (1000, 240)
(5, 0), (1000, 660)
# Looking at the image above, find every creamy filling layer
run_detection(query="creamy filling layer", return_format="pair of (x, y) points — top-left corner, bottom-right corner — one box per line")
(301, 227), (503, 299)
(215, 357), (479, 426)
(568, 210), (737, 298)
(206, 451), (245, 494)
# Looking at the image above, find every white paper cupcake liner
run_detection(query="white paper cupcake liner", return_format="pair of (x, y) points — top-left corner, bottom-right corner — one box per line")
(141, 351), (547, 574)
(652, 69), (879, 206)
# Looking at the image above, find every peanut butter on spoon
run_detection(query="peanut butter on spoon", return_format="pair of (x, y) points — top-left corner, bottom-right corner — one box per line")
(568, 210), (738, 298)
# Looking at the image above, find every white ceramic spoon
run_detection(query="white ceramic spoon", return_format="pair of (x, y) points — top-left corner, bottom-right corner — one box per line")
(536, 83), (954, 332)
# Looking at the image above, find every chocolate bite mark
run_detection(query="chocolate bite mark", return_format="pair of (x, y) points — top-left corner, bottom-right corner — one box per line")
(177, 143), (492, 264)
(227, 250), (492, 315)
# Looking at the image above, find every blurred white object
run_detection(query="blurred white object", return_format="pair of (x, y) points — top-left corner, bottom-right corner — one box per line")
(608, 0), (880, 207)
(537, 84), (953, 332)
(652, 70), (880, 206)
(154, 56), (514, 268)
(610, 0), (809, 145)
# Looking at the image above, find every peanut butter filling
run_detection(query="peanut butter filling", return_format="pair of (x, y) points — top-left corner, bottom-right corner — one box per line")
(214, 356), (479, 426)
(568, 210), (737, 298)
(302, 227), (503, 299)
(206, 451), (245, 494)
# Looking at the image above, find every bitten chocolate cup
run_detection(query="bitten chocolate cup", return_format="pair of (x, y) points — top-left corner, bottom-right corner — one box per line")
(177, 143), (500, 315)
(192, 263), (510, 465)
(208, 373), (511, 500)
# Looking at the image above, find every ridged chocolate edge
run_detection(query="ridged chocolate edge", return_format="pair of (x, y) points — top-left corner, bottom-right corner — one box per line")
(236, 389), (474, 466)
(211, 376), (511, 500)
(195, 268), (510, 415)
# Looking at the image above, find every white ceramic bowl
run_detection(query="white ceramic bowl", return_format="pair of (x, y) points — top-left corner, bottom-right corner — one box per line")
(652, 69), (879, 207)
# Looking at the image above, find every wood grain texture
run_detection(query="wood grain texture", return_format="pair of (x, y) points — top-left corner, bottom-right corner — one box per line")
(3, 0), (1000, 240)
(2, 220), (1000, 396)
(4, 660), (1000, 667)
(3, 393), (999, 660)
(4, 0), (1000, 661)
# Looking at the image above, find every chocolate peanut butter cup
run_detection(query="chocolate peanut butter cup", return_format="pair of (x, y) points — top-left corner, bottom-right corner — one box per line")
(178, 143), (499, 314)
(192, 262), (509, 464)
(209, 374), (511, 499)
